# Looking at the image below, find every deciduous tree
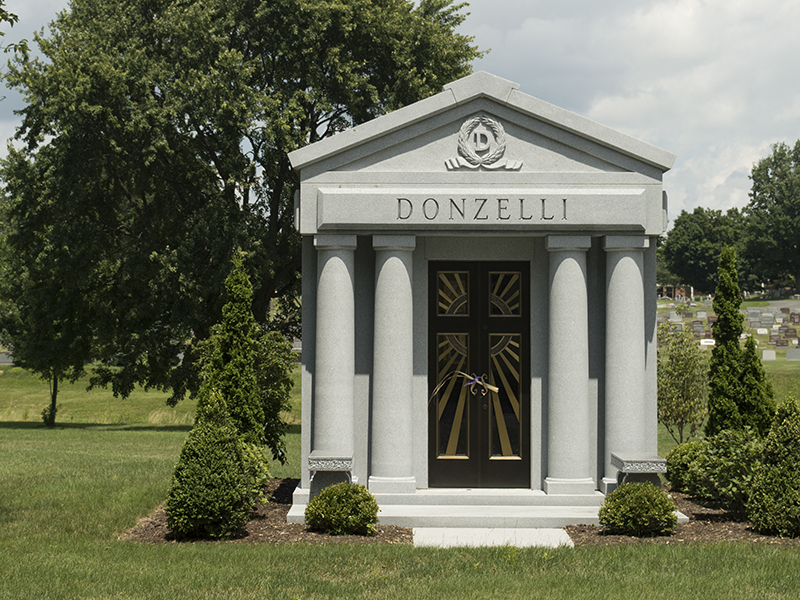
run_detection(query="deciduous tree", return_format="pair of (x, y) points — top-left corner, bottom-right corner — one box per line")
(657, 324), (708, 444)
(0, 0), (481, 412)
(662, 207), (747, 294)
(746, 140), (800, 292)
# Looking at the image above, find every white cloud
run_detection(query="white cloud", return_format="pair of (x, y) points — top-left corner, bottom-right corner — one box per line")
(461, 0), (800, 225)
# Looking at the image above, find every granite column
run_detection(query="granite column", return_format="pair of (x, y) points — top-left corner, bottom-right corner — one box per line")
(369, 235), (416, 493)
(545, 236), (595, 494)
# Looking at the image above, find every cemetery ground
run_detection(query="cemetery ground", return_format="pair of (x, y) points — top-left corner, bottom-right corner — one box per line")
(3, 369), (800, 598)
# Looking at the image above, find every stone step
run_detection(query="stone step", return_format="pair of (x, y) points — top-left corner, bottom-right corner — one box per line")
(412, 527), (574, 548)
(288, 503), (604, 528)
(292, 486), (606, 507)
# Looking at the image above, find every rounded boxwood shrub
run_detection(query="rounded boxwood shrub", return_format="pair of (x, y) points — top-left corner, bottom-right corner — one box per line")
(666, 440), (705, 493)
(305, 482), (379, 536)
(748, 399), (800, 537)
(165, 401), (254, 540)
(599, 483), (677, 537)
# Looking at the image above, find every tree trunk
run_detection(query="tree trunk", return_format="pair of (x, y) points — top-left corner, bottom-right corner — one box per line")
(45, 373), (59, 427)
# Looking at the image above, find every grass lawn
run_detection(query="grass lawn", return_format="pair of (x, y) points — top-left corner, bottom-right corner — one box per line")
(3, 367), (800, 598)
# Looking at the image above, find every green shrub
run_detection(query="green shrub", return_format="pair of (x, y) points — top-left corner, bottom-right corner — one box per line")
(749, 399), (800, 537)
(599, 483), (677, 537)
(241, 441), (271, 503)
(41, 403), (59, 427)
(666, 440), (705, 493)
(165, 393), (253, 539)
(685, 428), (763, 517)
(305, 482), (379, 536)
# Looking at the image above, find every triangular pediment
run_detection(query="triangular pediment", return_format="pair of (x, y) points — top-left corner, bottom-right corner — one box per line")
(289, 72), (675, 179)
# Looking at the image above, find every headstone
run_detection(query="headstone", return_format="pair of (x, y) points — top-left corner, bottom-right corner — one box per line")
(769, 335), (779, 344)
(756, 328), (769, 335)
(707, 315), (718, 324)
(656, 313), (665, 324)
(683, 311), (693, 318)
(668, 311), (681, 323)
(781, 307), (791, 314)
(776, 339), (789, 348)
(787, 348), (800, 361)
(692, 325), (704, 334)
(748, 310), (762, 320)
(673, 323), (683, 332)
(779, 326), (788, 335)
(786, 328), (797, 339)
(697, 311), (707, 319)
(760, 315), (774, 325)
(776, 316), (784, 324)
(792, 313), (800, 324)
(763, 350), (777, 361)
(700, 339), (715, 346)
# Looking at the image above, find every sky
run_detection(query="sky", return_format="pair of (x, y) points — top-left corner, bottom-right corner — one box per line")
(2, 0), (800, 226)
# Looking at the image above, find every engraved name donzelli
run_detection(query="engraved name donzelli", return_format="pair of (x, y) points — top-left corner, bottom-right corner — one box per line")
(445, 116), (523, 171)
(397, 197), (567, 222)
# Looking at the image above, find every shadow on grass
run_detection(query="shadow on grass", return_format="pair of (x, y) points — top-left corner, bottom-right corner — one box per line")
(0, 422), (300, 434)
(0, 421), (193, 433)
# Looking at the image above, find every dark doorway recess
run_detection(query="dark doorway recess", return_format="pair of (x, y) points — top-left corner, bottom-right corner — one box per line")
(428, 261), (530, 488)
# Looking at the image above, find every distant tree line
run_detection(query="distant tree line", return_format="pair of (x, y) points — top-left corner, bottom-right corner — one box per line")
(661, 140), (800, 295)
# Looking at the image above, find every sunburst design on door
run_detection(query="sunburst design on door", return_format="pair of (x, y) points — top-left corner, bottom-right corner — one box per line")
(438, 271), (469, 315)
(488, 333), (521, 458)
(489, 271), (521, 316)
(436, 333), (469, 457)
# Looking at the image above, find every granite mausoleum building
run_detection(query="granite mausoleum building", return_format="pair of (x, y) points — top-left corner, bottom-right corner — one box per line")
(287, 72), (675, 527)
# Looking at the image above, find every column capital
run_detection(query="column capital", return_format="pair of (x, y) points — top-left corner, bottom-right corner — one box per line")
(314, 234), (358, 250)
(546, 235), (592, 252)
(373, 234), (416, 251)
(603, 235), (649, 251)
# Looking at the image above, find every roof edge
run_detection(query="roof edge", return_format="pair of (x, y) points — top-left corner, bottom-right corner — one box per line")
(289, 71), (675, 173)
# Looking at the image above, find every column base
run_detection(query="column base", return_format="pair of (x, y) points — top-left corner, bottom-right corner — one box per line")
(600, 477), (618, 495)
(543, 477), (597, 495)
(368, 476), (417, 494)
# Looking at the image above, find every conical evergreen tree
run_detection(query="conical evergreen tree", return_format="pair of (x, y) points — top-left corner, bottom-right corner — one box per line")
(738, 335), (775, 437)
(707, 246), (744, 436)
(196, 251), (264, 444)
(706, 246), (775, 436)
(194, 250), (295, 460)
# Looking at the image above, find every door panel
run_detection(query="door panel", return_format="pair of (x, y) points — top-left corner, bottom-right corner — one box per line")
(429, 262), (530, 488)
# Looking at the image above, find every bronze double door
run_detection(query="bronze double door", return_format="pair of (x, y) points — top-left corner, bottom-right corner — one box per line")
(428, 261), (530, 488)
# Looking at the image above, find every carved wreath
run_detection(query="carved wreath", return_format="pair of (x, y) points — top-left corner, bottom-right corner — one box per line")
(457, 116), (507, 167)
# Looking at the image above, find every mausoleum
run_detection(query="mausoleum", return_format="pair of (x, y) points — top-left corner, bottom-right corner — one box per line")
(287, 72), (675, 527)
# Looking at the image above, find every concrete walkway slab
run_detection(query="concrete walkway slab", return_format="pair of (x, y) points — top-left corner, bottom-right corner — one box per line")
(412, 527), (574, 549)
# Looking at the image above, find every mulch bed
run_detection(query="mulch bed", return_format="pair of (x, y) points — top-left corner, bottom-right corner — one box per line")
(118, 478), (412, 545)
(119, 479), (799, 547)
